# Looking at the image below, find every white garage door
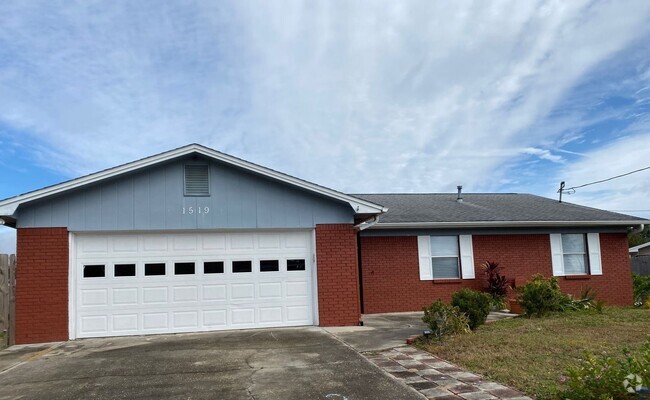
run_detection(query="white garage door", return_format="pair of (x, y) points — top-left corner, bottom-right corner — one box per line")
(72, 231), (315, 339)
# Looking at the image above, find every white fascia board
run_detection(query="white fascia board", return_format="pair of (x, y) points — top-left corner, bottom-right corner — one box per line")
(369, 220), (649, 229)
(629, 241), (650, 252)
(0, 144), (387, 216)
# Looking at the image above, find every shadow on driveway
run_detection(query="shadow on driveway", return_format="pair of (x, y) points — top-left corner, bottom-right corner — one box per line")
(0, 327), (424, 400)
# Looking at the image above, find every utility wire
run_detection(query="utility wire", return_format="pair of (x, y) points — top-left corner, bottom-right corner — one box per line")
(566, 166), (650, 191)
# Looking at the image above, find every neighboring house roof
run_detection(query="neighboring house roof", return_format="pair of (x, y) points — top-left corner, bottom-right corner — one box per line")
(354, 193), (647, 228)
(629, 241), (650, 253)
(0, 144), (387, 221)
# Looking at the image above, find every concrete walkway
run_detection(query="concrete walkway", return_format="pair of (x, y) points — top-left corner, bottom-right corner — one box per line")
(368, 347), (532, 400)
(327, 312), (529, 400)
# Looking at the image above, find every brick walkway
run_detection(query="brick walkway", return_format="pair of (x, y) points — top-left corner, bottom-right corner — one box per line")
(366, 346), (532, 400)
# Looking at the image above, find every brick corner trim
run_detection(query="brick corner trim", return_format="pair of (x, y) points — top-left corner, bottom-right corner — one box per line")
(16, 227), (69, 344)
(315, 224), (361, 326)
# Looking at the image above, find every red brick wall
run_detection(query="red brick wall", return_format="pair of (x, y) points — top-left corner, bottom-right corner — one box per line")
(16, 228), (69, 344)
(315, 224), (361, 326)
(360, 233), (633, 313)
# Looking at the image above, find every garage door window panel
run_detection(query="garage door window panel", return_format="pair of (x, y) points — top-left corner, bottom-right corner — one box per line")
(145, 263), (166, 276)
(287, 259), (306, 271)
(260, 260), (279, 272)
(114, 264), (136, 277)
(175, 262), (196, 275)
(83, 265), (105, 278)
(232, 261), (252, 273)
(204, 261), (224, 274)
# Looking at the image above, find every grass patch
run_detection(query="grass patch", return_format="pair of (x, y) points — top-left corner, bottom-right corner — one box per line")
(419, 307), (650, 399)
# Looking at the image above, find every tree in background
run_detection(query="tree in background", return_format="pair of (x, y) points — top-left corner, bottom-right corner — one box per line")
(629, 225), (650, 247)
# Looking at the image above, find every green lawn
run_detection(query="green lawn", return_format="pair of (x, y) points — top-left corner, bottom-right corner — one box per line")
(419, 308), (650, 399)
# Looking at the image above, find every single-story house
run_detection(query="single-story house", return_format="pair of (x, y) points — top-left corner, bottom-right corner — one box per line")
(629, 241), (650, 256)
(0, 144), (645, 344)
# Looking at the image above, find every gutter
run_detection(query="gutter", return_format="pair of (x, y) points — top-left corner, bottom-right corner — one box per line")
(354, 216), (381, 231)
(630, 224), (645, 234)
(367, 220), (649, 229)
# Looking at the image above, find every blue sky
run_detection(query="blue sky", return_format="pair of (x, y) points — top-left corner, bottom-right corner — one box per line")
(2, 1), (650, 252)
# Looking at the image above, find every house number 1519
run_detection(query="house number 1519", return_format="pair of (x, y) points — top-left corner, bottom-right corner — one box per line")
(183, 207), (210, 215)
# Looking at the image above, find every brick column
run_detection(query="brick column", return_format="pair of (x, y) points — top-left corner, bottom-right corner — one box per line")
(315, 224), (361, 326)
(16, 228), (69, 344)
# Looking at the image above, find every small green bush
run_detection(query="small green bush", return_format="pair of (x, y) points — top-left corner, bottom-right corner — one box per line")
(518, 274), (568, 317)
(422, 300), (470, 340)
(633, 273), (650, 307)
(451, 289), (492, 330)
(560, 337), (650, 399)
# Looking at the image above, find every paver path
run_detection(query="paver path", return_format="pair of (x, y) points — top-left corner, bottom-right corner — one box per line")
(366, 346), (533, 400)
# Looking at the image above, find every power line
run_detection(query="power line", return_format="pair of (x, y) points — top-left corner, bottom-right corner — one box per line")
(567, 166), (650, 190)
(557, 165), (650, 202)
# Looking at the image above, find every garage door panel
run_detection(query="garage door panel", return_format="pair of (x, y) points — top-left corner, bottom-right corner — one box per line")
(81, 289), (108, 306)
(143, 287), (168, 304)
(80, 315), (108, 334)
(75, 231), (314, 338)
(113, 314), (138, 332)
(143, 312), (169, 330)
(203, 284), (227, 301)
(231, 308), (255, 325)
(173, 286), (198, 303)
(112, 288), (138, 305)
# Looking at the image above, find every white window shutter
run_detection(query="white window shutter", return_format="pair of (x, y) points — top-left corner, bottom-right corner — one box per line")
(459, 235), (475, 279)
(587, 233), (602, 275)
(549, 234), (564, 276)
(417, 236), (433, 280)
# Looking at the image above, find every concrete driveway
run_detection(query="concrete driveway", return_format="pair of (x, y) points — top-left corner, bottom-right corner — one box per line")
(0, 327), (423, 400)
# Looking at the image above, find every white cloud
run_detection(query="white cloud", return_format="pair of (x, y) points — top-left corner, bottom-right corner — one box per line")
(554, 132), (650, 219)
(523, 147), (564, 163)
(0, 228), (16, 254)
(0, 0), (649, 197)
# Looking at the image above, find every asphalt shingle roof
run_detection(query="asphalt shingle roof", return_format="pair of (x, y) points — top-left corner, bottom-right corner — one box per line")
(353, 193), (645, 224)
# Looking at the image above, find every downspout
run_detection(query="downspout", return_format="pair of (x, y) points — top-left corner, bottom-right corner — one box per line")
(354, 215), (380, 318)
(0, 218), (4, 226)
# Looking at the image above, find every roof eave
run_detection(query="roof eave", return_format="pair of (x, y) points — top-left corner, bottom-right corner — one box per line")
(0, 144), (386, 217)
(367, 220), (649, 229)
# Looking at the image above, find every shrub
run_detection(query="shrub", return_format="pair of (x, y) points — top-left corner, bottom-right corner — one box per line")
(560, 337), (650, 399)
(559, 286), (605, 313)
(482, 261), (510, 301)
(633, 273), (650, 307)
(518, 274), (568, 317)
(422, 300), (470, 340)
(451, 289), (492, 330)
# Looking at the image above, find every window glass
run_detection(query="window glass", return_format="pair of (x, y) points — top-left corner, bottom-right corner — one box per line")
(430, 236), (460, 279)
(145, 263), (166, 276)
(204, 261), (224, 274)
(175, 262), (195, 275)
(232, 261), (252, 273)
(562, 234), (588, 274)
(114, 264), (136, 277)
(287, 259), (306, 271)
(430, 236), (459, 257)
(260, 260), (279, 272)
(562, 234), (586, 253)
(84, 265), (105, 278)
(431, 258), (460, 279)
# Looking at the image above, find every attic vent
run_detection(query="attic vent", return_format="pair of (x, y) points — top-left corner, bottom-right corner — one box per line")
(184, 165), (210, 196)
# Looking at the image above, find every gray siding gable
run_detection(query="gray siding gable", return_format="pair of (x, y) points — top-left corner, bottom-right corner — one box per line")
(17, 155), (353, 231)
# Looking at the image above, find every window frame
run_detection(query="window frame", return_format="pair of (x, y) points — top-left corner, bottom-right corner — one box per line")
(561, 233), (590, 275)
(430, 236), (461, 279)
